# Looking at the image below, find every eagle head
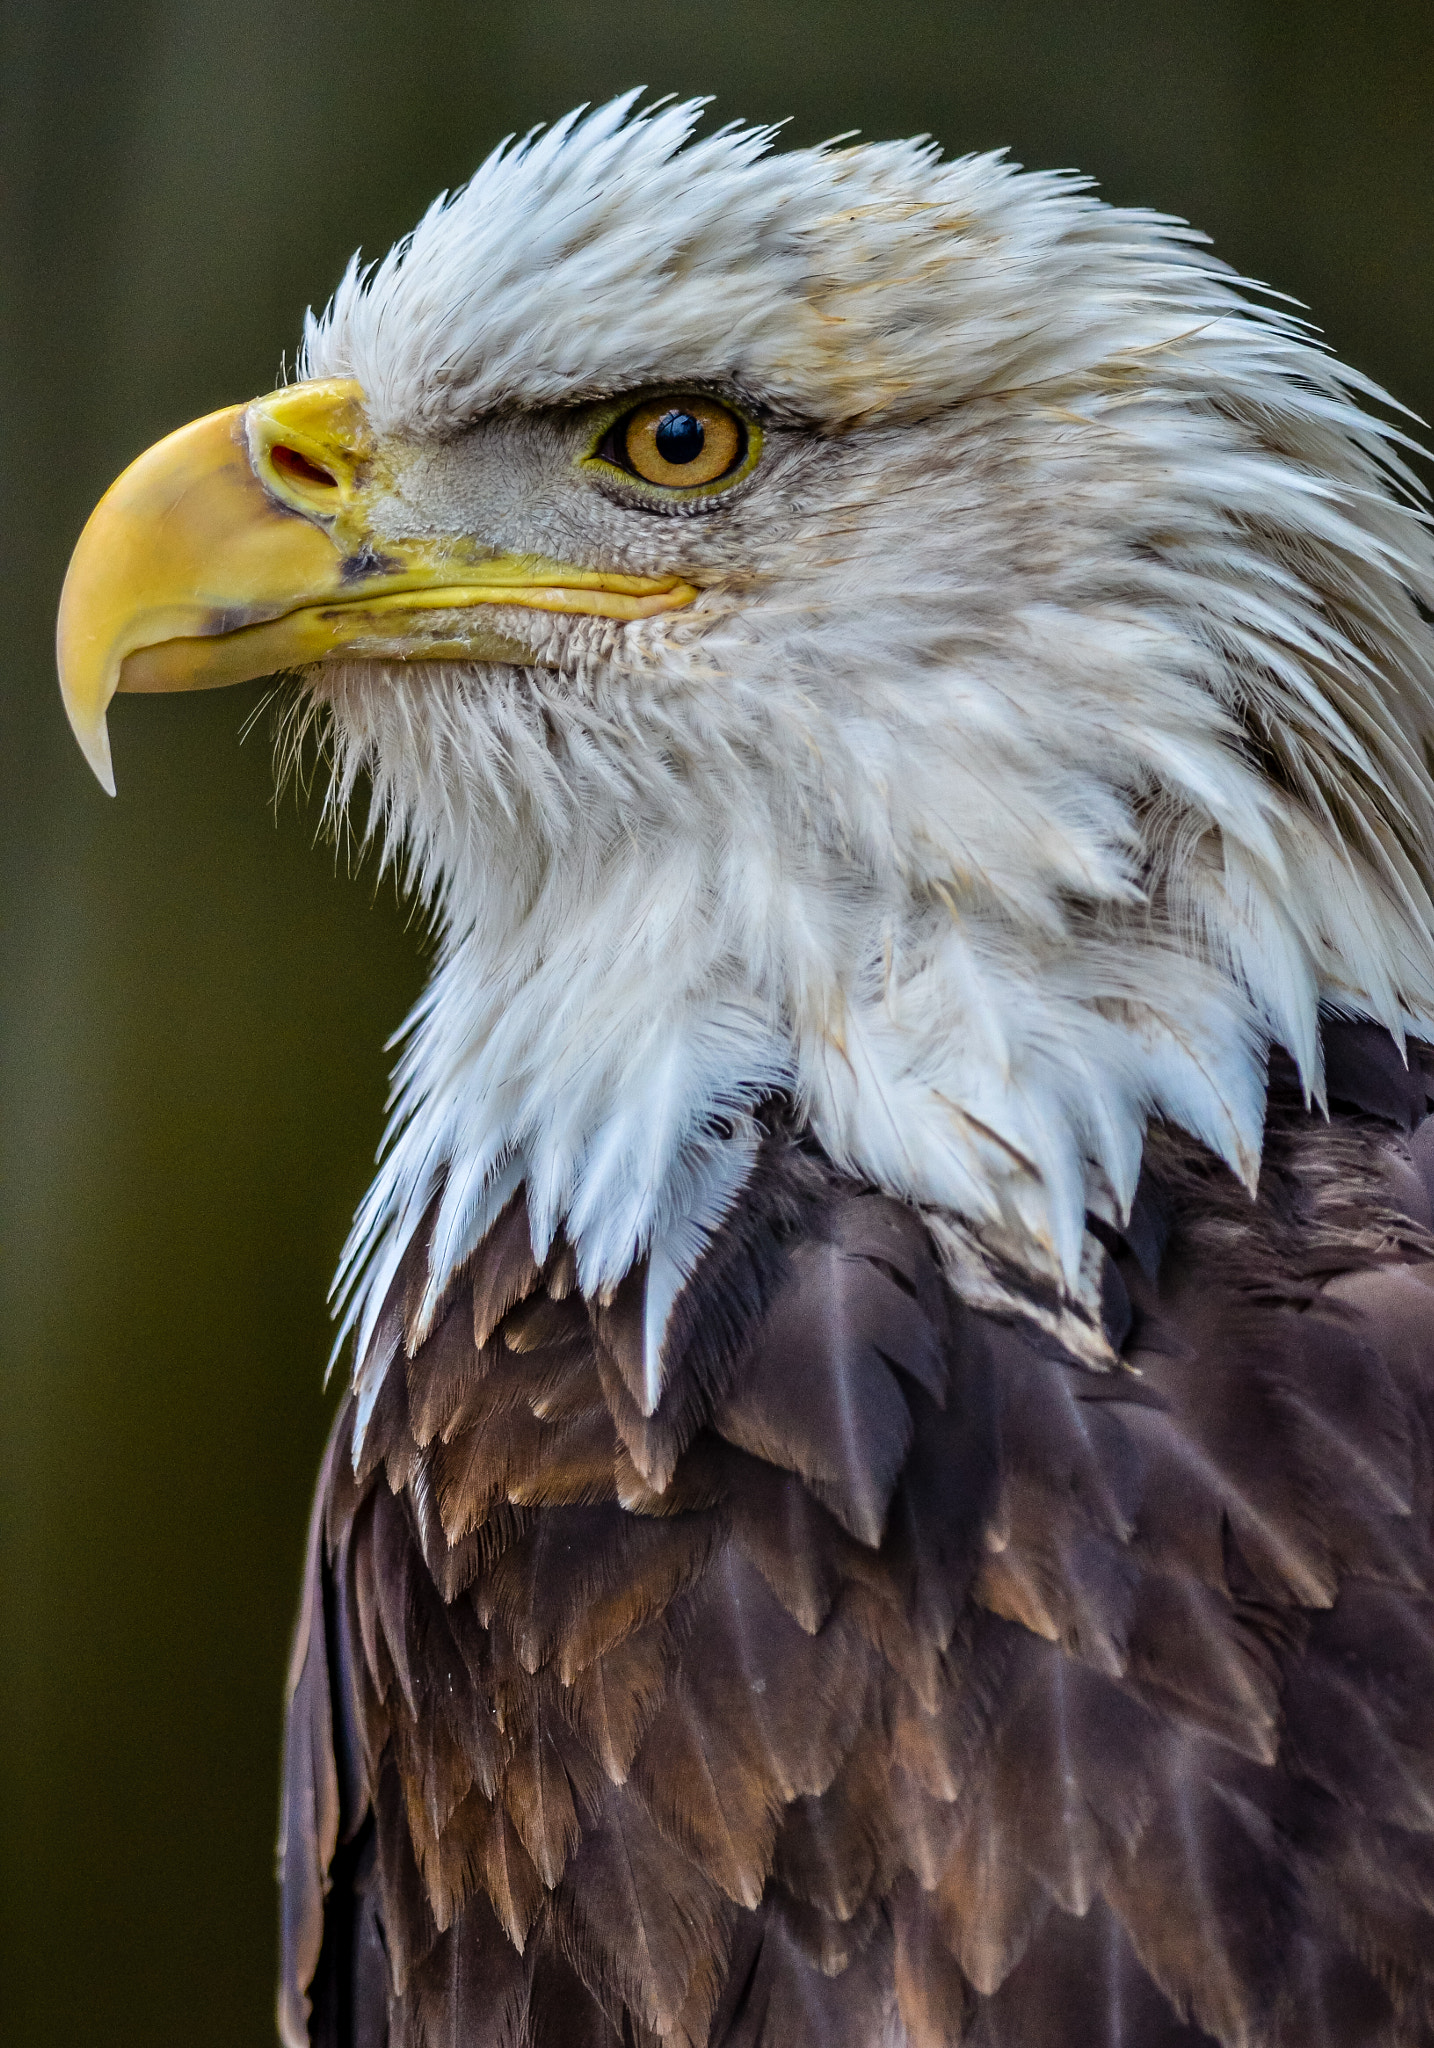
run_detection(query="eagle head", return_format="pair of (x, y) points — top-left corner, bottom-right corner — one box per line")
(58, 95), (1434, 1404)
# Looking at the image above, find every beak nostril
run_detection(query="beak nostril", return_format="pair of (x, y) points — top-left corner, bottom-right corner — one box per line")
(271, 444), (338, 488)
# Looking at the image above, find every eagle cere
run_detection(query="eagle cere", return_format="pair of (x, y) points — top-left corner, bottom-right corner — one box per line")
(56, 93), (1434, 2047)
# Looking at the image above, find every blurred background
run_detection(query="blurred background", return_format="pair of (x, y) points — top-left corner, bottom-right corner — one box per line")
(3, 2), (1433, 2040)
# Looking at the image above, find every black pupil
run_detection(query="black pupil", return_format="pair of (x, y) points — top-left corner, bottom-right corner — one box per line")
(654, 410), (705, 464)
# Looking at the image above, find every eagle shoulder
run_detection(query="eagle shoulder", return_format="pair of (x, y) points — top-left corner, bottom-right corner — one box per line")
(280, 1028), (1434, 2047)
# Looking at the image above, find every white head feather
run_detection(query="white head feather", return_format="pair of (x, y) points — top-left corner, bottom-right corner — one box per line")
(294, 94), (1434, 1413)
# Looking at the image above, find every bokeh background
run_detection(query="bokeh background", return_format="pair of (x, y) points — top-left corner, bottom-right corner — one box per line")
(3, 2), (1433, 2040)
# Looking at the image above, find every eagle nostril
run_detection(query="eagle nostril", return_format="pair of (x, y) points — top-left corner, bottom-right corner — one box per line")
(270, 444), (338, 488)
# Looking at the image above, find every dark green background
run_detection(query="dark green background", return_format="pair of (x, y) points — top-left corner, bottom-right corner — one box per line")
(3, 3), (1433, 2041)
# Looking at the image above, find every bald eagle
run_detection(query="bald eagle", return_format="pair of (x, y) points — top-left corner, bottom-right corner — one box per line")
(58, 94), (1434, 2048)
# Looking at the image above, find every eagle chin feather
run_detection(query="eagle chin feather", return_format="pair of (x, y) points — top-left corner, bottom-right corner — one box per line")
(247, 96), (1434, 2047)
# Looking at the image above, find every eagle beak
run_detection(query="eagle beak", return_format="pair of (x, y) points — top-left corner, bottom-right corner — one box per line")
(57, 377), (698, 793)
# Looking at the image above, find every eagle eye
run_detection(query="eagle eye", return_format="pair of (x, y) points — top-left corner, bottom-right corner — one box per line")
(595, 394), (749, 492)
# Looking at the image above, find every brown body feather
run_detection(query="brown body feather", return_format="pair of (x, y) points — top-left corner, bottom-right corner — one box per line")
(278, 1022), (1434, 2047)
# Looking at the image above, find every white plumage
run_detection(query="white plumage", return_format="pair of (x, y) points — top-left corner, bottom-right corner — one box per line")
(292, 94), (1434, 1416)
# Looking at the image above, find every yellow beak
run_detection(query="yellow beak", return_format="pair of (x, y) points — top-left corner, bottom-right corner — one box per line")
(56, 377), (698, 793)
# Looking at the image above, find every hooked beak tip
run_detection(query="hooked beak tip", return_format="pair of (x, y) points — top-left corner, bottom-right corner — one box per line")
(67, 699), (117, 795)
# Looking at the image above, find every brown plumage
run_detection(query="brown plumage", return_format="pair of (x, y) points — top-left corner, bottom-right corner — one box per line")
(279, 1020), (1434, 2048)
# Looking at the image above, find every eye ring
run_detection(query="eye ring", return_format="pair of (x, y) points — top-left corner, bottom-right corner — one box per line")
(590, 393), (755, 495)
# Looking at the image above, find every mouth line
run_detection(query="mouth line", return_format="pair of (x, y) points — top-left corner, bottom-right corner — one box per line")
(115, 574), (699, 693)
(316, 575), (700, 621)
